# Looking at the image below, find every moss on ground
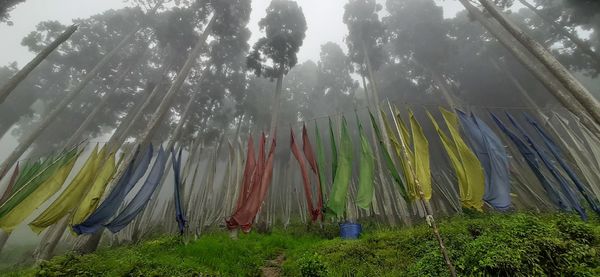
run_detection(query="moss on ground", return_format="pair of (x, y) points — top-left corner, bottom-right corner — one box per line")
(2, 212), (599, 276)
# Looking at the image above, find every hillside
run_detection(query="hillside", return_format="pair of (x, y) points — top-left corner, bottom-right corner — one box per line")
(2, 212), (600, 276)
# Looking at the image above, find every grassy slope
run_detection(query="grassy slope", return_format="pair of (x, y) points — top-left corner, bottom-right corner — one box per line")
(3, 212), (600, 276)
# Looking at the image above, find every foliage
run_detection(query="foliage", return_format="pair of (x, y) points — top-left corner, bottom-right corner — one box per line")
(3, 213), (599, 276)
(246, 0), (307, 80)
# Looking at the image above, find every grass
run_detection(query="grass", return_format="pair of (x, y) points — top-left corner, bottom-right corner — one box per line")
(2, 212), (600, 276)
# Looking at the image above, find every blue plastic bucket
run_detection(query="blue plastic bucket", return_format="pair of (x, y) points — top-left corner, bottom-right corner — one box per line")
(340, 222), (362, 239)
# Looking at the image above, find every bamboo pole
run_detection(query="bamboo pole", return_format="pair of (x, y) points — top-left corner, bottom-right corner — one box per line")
(477, 0), (600, 125)
(0, 25), (78, 103)
(386, 101), (456, 277)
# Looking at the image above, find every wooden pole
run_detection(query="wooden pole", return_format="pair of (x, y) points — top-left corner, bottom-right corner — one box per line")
(0, 25), (78, 103)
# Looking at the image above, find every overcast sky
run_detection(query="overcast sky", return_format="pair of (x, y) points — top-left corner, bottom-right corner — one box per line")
(0, 0), (465, 67)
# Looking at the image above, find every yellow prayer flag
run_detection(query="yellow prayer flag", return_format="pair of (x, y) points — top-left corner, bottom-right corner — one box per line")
(70, 151), (116, 226)
(428, 108), (485, 211)
(28, 145), (100, 234)
(409, 110), (431, 200)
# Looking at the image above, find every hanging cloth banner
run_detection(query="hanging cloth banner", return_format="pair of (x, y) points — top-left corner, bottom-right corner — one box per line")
(303, 124), (324, 219)
(525, 114), (600, 215)
(384, 108), (417, 200)
(356, 115), (375, 210)
(491, 114), (567, 210)
(328, 117), (338, 182)
(314, 123), (329, 202)
(456, 110), (511, 211)
(72, 144), (152, 235)
(290, 128), (318, 221)
(428, 109), (484, 210)
(410, 110), (432, 201)
(235, 135), (256, 212)
(0, 150), (79, 232)
(506, 113), (587, 220)
(0, 163), (19, 206)
(368, 110), (409, 200)
(0, 150), (76, 221)
(327, 117), (353, 217)
(548, 113), (600, 202)
(171, 146), (186, 235)
(227, 134), (276, 233)
(105, 146), (167, 233)
(29, 145), (103, 234)
(71, 152), (117, 226)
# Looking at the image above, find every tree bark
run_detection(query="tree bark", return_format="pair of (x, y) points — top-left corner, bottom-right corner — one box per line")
(76, 14), (215, 253)
(457, 0), (600, 137)
(0, 25), (78, 103)
(517, 0), (600, 67)
(478, 0), (600, 125)
(269, 68), (284, 137)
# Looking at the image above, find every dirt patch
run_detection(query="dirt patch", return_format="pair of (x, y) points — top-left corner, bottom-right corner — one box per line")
(261, 254), (285, 277)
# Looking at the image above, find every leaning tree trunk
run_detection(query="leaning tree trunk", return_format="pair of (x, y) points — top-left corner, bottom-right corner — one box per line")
(0, 20), (145, 178)
(517, 0), (600, 67)
(477, 0), (600, 125)
(0, 25), (78, 103)
(63, 49), (147, 148)
(457, 0), (600, 138)
(132, 89), (201, 241)
(76, 14), (216, 254)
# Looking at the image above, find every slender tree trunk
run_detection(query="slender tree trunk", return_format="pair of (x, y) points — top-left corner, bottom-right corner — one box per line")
(34, 215), (68, 261)
(0, 19), (145, 177)
(477, 0), (600, 125)
(517, 0), (600, 66)
(76, 14), (216, 254)
(65, 45), (148, 147)
(269, 68), (284, 137)
(133, 90), (200, 241)
(457, 0), (600, 137)
(0, 25), (78, 103)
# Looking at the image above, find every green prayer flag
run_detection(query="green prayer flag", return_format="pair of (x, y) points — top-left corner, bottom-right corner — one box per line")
(368, 110), (409, 201)
(327, 117), (353, 217)
(314, 122), (328, 202)
(356, 114), (375, 210)
(328, 117), (338, 182)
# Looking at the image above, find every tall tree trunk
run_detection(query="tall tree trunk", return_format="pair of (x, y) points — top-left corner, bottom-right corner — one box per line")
(76, 14), (216, 254)
(0, 9), (154, 177)
(106, 59), (174, 150)
(133, 89), (200, 241)
(269, 67), (284, 137)
(457, 0), (600, 137)
(0, 25), (78, 103)
(477, 0), (600, 125)
(517, 0), (600, 66)
(63, 52), (145, 148)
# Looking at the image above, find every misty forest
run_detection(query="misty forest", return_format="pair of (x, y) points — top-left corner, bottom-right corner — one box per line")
(1, 0), (600, 276)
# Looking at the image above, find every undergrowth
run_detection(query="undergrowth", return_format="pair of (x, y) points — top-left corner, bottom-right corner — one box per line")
(1, 212), (598, 276)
